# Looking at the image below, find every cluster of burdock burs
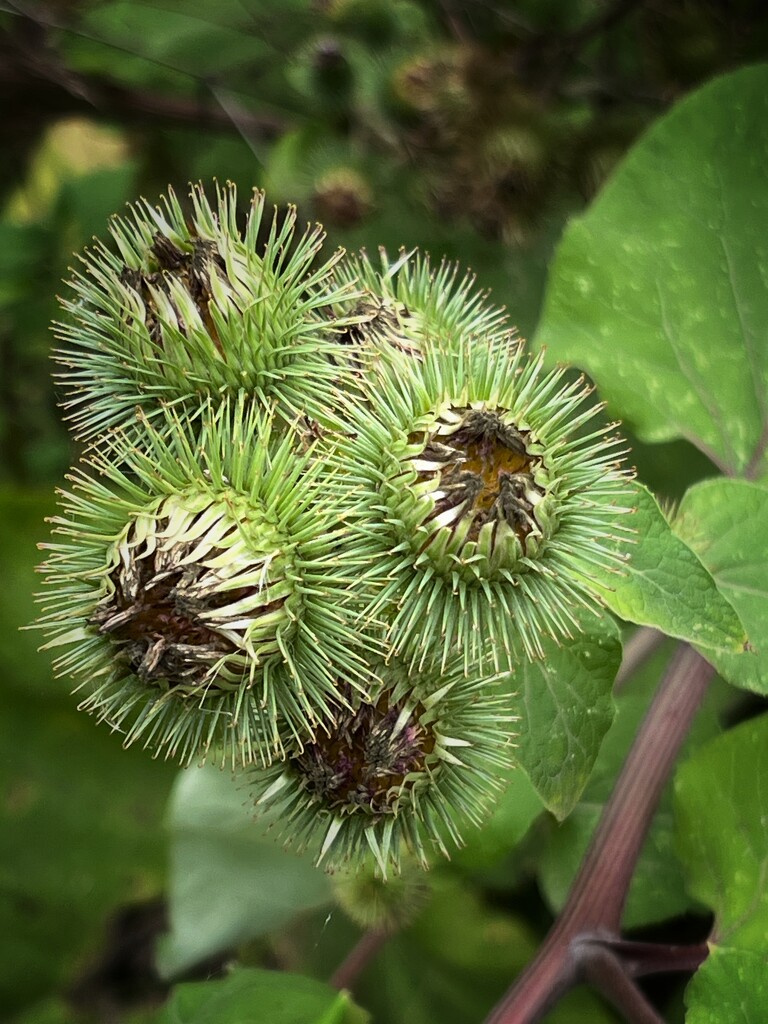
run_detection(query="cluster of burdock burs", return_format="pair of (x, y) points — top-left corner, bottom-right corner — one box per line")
(37, 184), (631, 876)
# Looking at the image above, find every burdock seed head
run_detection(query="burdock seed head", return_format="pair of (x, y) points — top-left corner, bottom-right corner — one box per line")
(324, 329), (634, 672)
(54, 182), (362, 440)
(34, 397), (374, 767)
(328, 248), (511, 365)
(331, 856), (431, 931)
(248, 658), (516, 876)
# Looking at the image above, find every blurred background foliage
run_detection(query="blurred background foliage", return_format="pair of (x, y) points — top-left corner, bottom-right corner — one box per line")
(1, 1), (767, 1021)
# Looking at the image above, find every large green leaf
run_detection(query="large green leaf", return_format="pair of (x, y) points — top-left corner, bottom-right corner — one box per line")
(675, 715), (768, 951)
(451, 766), (544, 875)
(675, 478), (768, 692)
(594, 484), (746, 652)
(157, 765), (333, 979)
(154, 968), (367, 1024)
(676, 716), (768, 1021)
(536, 65), (768, 477)
(685, 947), (768, 1023)
(510, 617), (621, 820)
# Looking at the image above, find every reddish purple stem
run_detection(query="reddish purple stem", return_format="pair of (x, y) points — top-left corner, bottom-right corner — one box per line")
(486, 643), (715, 1023)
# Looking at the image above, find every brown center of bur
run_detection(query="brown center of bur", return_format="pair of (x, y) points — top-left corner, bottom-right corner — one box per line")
(91, 560), (234, 686)
(292, 692), (436, 816)
(410, 408), (546, 544)
(120, 235), (225, 353)
(89, 522), (265, 688)
(453, 434), (530, 512)
(122, 581), (217, 646)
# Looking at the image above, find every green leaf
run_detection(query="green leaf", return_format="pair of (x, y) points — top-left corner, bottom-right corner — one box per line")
(675, 715), (768, 951)
(675, 478), (768, 692)
(595, 483), (746, 652)
(536, 64), (768, 476)
(685, 947), (768, 1024)
(451, 767), (544, 874)
(158, 765), (333, 979)
(511, 617), (621, 819)
(154, 968), (367, 1024)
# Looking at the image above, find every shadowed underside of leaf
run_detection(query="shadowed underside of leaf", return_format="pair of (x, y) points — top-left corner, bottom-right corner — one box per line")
(157, 767), (332, 979)
(509, 616), (621, 820)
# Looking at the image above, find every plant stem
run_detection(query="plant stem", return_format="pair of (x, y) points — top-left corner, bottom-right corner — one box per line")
(577, 944), (666, 1024)
(486, 643), (715, 1023)
(605, 938), (710, 977)
(746, 421), (768, 479)
(614, 626), (666, 690)
(330, 927), (391, 992)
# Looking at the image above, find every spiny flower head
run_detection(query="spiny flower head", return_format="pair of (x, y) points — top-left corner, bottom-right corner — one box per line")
(324, 331), (634, 671)
(55, 183), (361, 440)
(35, 398), (373, 767)
(249, 658), (516, 876)
(331, 856), (431, 931)
(328, 248), (511, 365)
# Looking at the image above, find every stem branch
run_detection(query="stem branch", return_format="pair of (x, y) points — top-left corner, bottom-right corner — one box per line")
(577, 943), (665, 1024)
(614, 626), (666, 690)
(606, 938), (710, 977)
(486, 644), (715, 1023)
(330, 928), (391, 992)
